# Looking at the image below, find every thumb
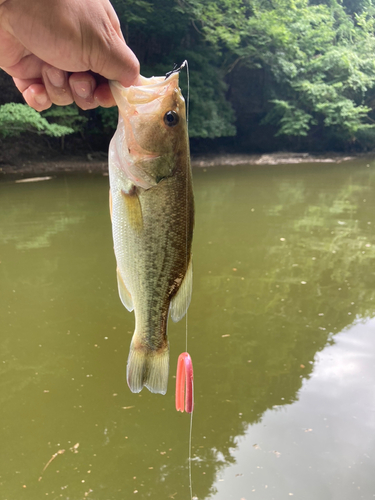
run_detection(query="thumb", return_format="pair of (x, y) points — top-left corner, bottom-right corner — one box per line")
(90, 5), (140, 87)
(96, 35), (140, 87)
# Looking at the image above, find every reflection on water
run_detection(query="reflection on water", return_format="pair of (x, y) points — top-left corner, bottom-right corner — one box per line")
(0, 160), (375, 499)
(212, 319), (375, 500)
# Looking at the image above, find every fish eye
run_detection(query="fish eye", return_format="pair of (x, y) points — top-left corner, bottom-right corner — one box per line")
(164, 110), (179, 127)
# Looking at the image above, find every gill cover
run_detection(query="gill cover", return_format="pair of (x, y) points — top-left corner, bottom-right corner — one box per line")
(109, 73), (187, 190)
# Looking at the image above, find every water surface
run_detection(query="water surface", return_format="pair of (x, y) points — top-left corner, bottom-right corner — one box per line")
(1, 159), (375, 499)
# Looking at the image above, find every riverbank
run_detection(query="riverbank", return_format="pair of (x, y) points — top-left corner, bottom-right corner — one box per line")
(191, 152), (358, 167)
(0, 151), (369, 179)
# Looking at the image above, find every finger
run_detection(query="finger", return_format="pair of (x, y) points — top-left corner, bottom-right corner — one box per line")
(69, 72), (98, 110)
(13, 76), (42, 93)
(41, 64), (74, 106)
(94, 38), (140, 88)
(24, 84), (52, 111)
(13, 79), (52, 111)
(94, 82), (116, 108)
(87, 6), (140, 88)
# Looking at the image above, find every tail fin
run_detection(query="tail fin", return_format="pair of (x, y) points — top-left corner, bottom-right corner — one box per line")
(127, 341), (169, 395)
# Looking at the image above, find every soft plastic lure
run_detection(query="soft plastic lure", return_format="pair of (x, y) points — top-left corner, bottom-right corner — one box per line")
(175, 352), (194, 413)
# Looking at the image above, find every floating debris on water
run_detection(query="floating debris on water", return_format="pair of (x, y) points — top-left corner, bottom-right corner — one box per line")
(15, 176), (52, 183)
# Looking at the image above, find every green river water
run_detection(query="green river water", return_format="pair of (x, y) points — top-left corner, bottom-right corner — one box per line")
(1, 158), (375, 500)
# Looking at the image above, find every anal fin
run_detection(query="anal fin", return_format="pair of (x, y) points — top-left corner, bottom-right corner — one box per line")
(116, 267), (134, 312)
(170, 256), (193, 323)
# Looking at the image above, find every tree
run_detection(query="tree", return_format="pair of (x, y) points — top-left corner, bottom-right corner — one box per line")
(178, 0), (375, 147)
(0, 103), (74, 138)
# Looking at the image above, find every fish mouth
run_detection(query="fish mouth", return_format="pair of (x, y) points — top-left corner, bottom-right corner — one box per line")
(110, 71), (180, 107)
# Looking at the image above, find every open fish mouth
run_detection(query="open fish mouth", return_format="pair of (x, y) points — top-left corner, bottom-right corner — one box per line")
(110, 71), (181, 107)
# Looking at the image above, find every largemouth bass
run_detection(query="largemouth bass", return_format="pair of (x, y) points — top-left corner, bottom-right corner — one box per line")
(108, 70), (194, 395)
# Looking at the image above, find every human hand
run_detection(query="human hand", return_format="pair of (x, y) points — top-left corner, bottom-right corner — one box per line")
(0, 0), (140, 111)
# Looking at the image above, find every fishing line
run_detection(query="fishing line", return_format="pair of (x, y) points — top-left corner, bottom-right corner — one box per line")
(183, 58), (194, 500)
(166, 61), (189, 136)
(167, 59), (194, 499)
(188, 385), (194, 500)
(181, 59), (190, 354)
(186, 61), (195, 500)
(182, 60), (190, 132)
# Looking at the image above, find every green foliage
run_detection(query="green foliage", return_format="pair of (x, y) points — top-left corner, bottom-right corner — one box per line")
(0, 103), (74, 138)
(178, 0), (375, 143)
(262, 100), (316, 136)
(42, 104), (88, 134)
(341, 0), (373, 16)
(112, 0), (153, 26)
(97, 107), (118, 132)
(188, 65), (236, 138)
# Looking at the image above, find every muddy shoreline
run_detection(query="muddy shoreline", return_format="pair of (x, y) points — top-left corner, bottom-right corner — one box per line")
(0, 151), (370, 179)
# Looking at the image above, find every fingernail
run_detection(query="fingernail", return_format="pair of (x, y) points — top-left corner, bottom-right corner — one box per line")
(46, 67), (66, 88)
(72, 80), (93, 99)
(33, 92), (48, 106)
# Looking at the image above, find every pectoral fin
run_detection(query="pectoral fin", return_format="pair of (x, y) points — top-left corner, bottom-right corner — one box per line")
(170, 257), (193, 323)
(121, 187), (143, 231)
(116, 267), (134, 312)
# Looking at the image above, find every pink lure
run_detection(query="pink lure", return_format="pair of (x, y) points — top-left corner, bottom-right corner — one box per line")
(175, 352), (194, 413)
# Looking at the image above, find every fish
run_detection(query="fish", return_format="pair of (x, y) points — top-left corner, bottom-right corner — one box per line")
(108, 69), (194, 395)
